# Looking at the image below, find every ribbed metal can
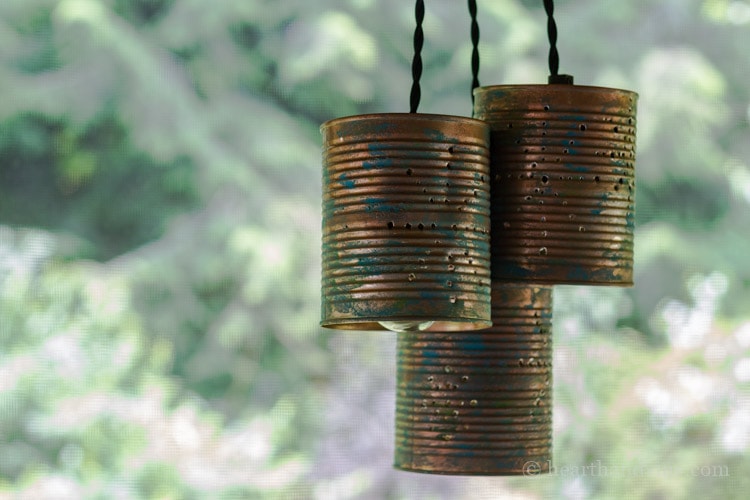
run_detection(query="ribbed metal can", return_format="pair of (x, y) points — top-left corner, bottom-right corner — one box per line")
(321, 113), (492, 331)
(474, 85), (637, 285)
(394, 283), (553, 475)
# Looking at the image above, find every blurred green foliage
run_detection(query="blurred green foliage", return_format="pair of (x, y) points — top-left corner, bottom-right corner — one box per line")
(1, 0), (749, 498)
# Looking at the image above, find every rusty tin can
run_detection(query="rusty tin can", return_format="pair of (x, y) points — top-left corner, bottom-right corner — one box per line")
(474, 85), (637, 285)
(321, 114), (492, 331)
(394, 283), (553, 475)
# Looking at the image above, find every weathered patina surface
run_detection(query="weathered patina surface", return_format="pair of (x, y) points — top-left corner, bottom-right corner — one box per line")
(321, 113), (492, 331)
(474, 85), (637, 285)
(394, 283), (553, 475)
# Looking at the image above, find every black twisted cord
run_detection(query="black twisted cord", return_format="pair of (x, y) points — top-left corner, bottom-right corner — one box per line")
(543, 0), (573, 84)
(469, 0), (480, 106)
(409, 0), (425, 113)
(543, 0), (559, 77)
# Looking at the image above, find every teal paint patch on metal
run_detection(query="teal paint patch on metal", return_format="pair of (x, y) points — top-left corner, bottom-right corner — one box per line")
(558, 114), (589, 123)
(363, 197), (390, 206)
(563, 265), (596, 282)
(612, 158), (631, 168)
(370, 121), (398, 134)
(367, 141), (391, 155)
(625, 210), (635, 229)
(337, 173), (355, 189)
(492, 264), (535, 280)
(453, 335), (490, 352)
(362, 158), (394, 170)
(422, 127), (453, 143)
(564, 264), (618, 283)
(563, 163), (593, 173)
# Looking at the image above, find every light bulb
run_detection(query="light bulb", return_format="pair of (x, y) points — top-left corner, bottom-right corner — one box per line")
(378, 321), (435, 333)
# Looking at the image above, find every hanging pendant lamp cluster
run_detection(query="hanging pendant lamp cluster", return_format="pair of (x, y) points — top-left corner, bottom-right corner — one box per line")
(320, 0), (637, 476)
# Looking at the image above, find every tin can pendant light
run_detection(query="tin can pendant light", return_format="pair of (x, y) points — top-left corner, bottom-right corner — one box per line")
(320, 0), (492, 332)
(394, 284), (553, 475)
(321, 114), (492, 331)
(473, 0), (638, 286)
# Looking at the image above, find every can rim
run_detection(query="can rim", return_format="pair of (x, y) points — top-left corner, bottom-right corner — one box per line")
(321, 317), (493, 332)
(473, 83), (638, 99)
(320, 112), (488, 133)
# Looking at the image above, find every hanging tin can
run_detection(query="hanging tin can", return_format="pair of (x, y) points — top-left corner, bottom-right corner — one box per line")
(474, 85), (637, 285)
(394, 283), (553, 475)
(321, 114), (492, 332)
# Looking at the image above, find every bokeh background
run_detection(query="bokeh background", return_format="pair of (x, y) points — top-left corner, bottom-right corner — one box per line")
(1, 0), (749, 498)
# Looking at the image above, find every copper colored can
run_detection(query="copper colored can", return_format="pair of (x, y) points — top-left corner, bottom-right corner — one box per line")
(473, 85), (637, 285)
(394, 283), (552, 475)
(321, 114), (492, 331)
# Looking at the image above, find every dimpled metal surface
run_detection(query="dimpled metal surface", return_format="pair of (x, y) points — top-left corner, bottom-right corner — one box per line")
(321, 113), (492, 331)
(394, 284), (552, 475)
(474, 85), (637, 285)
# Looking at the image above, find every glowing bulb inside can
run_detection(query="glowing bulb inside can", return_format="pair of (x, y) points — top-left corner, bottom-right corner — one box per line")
(378, 321), (435, 333)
